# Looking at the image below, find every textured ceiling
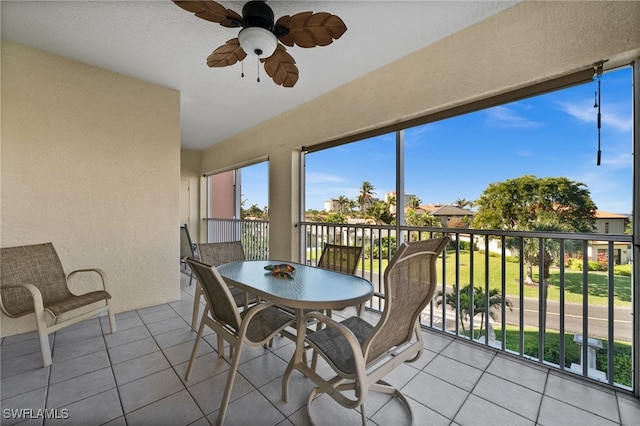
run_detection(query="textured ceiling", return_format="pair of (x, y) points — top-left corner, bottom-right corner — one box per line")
(1, 1), (518, 150)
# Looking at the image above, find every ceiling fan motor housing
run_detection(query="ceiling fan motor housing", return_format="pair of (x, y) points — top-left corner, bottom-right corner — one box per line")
(242, 1), (275, 31)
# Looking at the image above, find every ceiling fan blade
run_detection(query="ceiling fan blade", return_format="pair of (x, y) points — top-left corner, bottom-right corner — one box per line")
(207, 38), (247, 67)
(172, 0), (242, 27)
(262, 45), (299, 87)
(275, 12), (347, 48)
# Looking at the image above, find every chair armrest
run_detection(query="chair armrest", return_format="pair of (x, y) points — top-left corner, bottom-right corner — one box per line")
(0, 283), (46, 315)
(239, 300), (275, 322)
(66, 268), (109, 294)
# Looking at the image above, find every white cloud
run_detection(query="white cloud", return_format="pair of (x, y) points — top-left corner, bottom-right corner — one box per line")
(557, 100), (631, 132)
(485, 106), (543, 128)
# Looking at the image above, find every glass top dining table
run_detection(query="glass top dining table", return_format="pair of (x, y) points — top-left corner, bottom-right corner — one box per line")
(216, 260), (374, 312)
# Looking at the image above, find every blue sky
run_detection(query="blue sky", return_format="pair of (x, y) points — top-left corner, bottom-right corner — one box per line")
(241, 66), (633, 215)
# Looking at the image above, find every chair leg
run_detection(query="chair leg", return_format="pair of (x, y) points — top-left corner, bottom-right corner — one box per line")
(34, 310), (52, 367)
(217, 334), (225, 358)
(191, 283), (201, 332)
(216, 343), (243, 426)
(106, 300), (117, 334)
(185, 310), (207, 381)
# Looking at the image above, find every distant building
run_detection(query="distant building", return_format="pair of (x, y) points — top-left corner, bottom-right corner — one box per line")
(385, 191), (416, 214)
(323, 198), (341, 212)
(592, 210), (632, 265)
(415, 203), (476, 228)
(593, 210), (629, 234)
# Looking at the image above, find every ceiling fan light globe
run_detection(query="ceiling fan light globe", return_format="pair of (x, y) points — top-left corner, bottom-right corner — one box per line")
(238, 27), (277, 58)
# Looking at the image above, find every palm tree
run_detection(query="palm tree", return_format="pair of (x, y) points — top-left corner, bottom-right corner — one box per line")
(523, 218), (572, 333)
(386, 193), (396, 214)
(336, 195), (349, 214)
(455, 198), (473, 209)
(358, 181), (375, 212)
(408, 195), (421, 209)
(436, 284), (513, 339)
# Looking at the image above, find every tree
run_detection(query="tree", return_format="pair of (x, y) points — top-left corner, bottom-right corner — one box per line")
(243, 203), (266, 219)
(408, 195), (421, 209)
(367, 200), (394, 224)
(325, 212), (346, 223)
(358, 181), (376, 212)
(455, 198), (473, 209)
(436, 284), (513, 340)
(336, 195), (349, 214)
(405, 209), (441, 227)
(473, 175), (596, 232)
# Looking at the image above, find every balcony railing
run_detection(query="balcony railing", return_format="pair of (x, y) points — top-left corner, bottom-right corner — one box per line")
(208, 218), (636, 392)
(205, 217), (269, 260)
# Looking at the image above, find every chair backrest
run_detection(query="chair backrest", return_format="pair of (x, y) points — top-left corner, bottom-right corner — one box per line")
(180, 225), (194, 259)
(317, 244), (363, 275)
(364, 237), (450, 363)
(186, 258), (242, 333)
(0, 243), (72, 316)
(197, 241), (245, 267)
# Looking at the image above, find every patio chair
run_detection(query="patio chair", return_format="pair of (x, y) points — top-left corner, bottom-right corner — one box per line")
(317, 243), (363, 275)
(317, 243), (365, 316)
(184, 258), (294, 426)
(191, 241), (257, 331)
(0, 242), (117, 367)
(282, 237), (450, 425)
(180, 224), (196, 286)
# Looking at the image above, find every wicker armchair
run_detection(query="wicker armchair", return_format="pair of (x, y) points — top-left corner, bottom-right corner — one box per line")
(191, 241), (257, 331)
(0, 242), (117, 367)
(282, 237), (450, 424)
(184, 258), (294, 426)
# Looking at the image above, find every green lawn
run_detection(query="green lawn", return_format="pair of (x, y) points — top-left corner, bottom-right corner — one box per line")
(351, 250), (632, 307)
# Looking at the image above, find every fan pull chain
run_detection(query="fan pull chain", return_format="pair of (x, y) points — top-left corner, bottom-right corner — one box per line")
(594, 62), (604, 166)
(241, 60), (244, 78)
(257, 61), (260, 83)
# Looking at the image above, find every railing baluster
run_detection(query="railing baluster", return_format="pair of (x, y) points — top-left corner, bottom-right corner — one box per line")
(203, 219), (633, 390)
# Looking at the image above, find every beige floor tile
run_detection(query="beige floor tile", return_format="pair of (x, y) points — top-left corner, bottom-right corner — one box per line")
(454, 394), (534, 426)
(125, 389), (203, 426)
(112, 350), (170, 386)
(47, 367), (116, 409)
(118, 368), (185, 413)
(538, 395), (619, 426)
(472, 372), (542, 421)
(50, 350), (111, 384)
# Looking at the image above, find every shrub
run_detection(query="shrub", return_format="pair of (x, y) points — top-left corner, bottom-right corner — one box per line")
(566, 258), (583, 270)
(372, 236), (396, 259)
(614, 264), (632, 276)
(587, 260), (609, 271)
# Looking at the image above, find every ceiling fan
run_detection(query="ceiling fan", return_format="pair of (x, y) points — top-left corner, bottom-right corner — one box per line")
(172, 0), (347, 87)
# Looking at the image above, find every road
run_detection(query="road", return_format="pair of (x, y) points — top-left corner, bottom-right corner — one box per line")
(507, 297), (633, 342)
(364, 272), (634, 342)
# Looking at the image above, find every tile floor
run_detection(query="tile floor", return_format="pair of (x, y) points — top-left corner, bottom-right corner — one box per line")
(1, 272), (639, 426)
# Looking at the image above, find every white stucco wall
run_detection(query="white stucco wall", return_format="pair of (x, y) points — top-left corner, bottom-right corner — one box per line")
(1, 41), (181, 336)
(199, 1), (639, 262)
